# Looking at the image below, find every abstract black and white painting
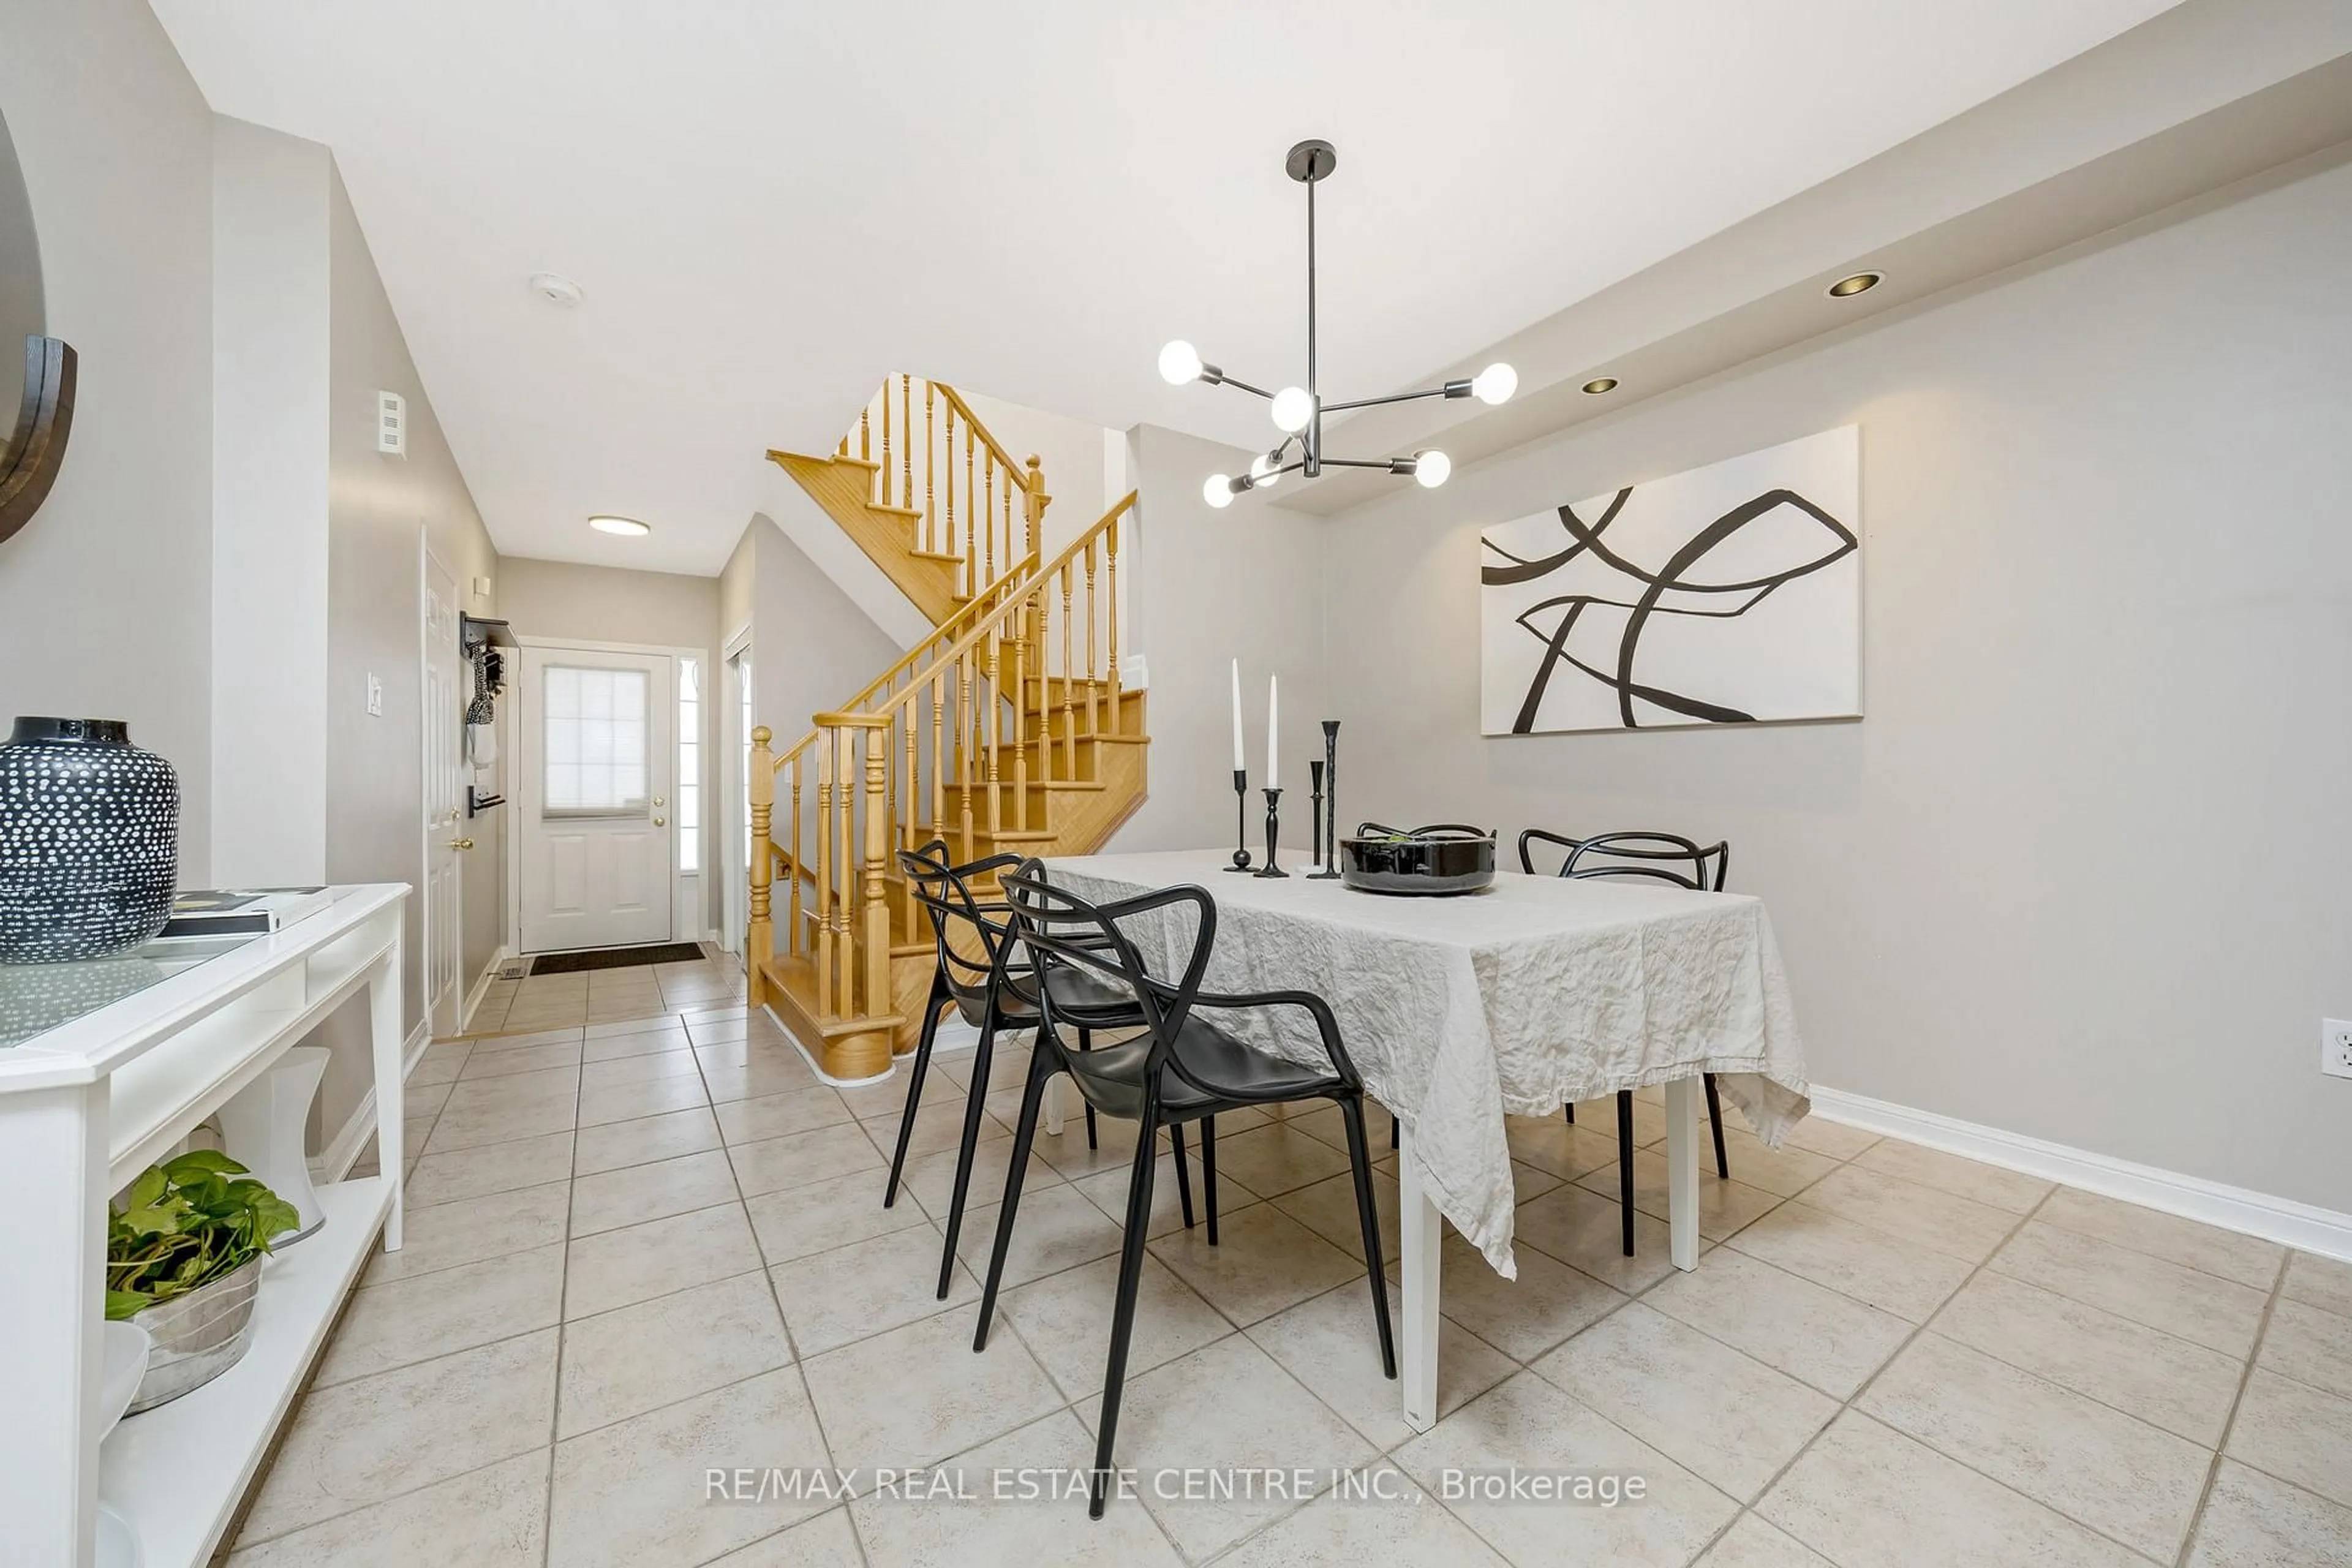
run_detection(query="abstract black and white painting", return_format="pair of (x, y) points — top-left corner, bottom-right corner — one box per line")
(1480, 426), (1860, 736)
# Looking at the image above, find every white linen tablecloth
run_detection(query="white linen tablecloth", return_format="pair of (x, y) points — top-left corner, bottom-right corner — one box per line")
(1043, 850), (1812, 1278)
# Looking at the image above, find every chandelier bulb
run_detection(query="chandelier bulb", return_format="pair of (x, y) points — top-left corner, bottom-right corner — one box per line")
(1413, 450), (1452, 489)
(1248, 451), (1284, 487)
(1471, 363), (1518, 405)
(1203, 473), (1235, 508)
(1270, 386), (1314, 434)
(1158, 340), (1205, 386)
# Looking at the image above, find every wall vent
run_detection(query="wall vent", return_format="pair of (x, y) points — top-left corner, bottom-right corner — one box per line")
(376, 391), (407, 456)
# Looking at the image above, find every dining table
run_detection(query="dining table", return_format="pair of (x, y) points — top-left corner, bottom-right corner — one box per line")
(1042, 846), (1813, 1433)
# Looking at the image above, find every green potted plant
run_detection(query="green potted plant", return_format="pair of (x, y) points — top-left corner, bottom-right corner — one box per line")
(107, 1148), (301, 1411)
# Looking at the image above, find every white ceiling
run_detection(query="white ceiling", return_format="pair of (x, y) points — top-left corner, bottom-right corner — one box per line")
(152, 0), (2179, 575)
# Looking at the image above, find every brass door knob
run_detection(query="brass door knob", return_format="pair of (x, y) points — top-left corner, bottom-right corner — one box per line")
(653, 796), (666, 807)
(449, 837), (475, 851)
(652, 816), (667, 827)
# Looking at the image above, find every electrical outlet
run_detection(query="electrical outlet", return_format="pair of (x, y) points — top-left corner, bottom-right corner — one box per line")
(366, 673), (383, 717)
(2326, 1020), (2352, 1081)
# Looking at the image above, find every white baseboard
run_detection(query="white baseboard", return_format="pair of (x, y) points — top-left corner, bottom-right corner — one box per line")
(458, 945), (511, 1034)
(1122, 652), (1150, 692)
(1809, 1085), (2352, 1264)
(314, 1019), (432, 1183)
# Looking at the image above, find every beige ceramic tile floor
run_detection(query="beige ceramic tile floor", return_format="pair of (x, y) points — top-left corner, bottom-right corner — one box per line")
(227, 978), (2352, 1567)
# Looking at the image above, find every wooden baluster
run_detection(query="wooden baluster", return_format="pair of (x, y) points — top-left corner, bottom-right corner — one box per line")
(982, 451), (995, 589)
(859, 405), (870, 467)
(1011, 616), (1029, 833)
(1086, 537), (1101, 738)
(942, 401), (956, 564)
(859, 720), (892, 1023)
(747, 726), (772, 1006)
(900, 706), (919, 938)
(1106, 511), (1121, 734)
(813, 732), (833, 1016)
(956, 652), (976, 863)
(1060, 561), (1078, 779)
(982, 633), (1003, 841)
(1033, 581), (1054, 787)
(834, 725), (856, 1013)
(879, 381), (893, 508)
(923, 382), (937, 554)
(929, 669), (947, 849)
(963, 423), (977, 598)
(788, 750), (804, 954)
(999, 461), (1011, 590)
(900, 373), (912, 518)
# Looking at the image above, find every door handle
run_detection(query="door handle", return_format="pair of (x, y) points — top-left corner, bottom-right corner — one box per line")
(448, 838), (475, 851)
(652, 817), (667, 827)
(653, 796), (666, 807)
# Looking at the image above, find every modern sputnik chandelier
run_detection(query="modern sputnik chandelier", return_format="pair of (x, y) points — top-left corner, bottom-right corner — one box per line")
(1159, 139), (1517, 508)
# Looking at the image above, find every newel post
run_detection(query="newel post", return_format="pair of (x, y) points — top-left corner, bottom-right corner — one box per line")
(747, 725), (773, 1007)
(1024, 453), (1048, 561)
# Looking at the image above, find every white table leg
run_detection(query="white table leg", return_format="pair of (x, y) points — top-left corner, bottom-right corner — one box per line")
(1396, 1121), (1442, 1433)
(1664, 1076), (1700, 1271)
(368, 943), (406, 1252)
(1042, 1069), (1065, 1138)
(0, 1080), (108, 1568)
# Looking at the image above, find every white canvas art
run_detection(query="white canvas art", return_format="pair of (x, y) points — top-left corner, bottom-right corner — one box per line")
(1479, 426), (1860, 736)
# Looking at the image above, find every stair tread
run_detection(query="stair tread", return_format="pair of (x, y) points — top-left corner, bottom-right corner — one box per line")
(867, 501), (923, 520)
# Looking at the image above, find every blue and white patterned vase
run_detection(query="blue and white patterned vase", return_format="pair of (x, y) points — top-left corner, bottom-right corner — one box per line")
(0, 717), (179, 963)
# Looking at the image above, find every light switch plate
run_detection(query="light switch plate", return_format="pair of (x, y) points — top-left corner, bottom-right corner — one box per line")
(366, 673), (383, 717)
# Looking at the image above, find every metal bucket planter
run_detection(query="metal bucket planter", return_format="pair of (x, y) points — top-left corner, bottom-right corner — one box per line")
(125, 1256), (261, 1413)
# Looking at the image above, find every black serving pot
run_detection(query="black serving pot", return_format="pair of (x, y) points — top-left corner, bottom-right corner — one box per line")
(0, 717), (179, 962)
(1339, 822), (1496, 896)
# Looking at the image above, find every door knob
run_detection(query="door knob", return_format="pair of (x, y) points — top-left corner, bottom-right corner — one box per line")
(653, 796), (666, 807)
(448, 837), (475, 851)
(652, 817), (667, 827)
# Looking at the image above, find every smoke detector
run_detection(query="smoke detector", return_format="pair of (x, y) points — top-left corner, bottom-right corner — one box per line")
(528, 272), (584, 307)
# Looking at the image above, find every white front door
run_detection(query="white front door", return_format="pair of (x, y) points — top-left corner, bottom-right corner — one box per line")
(423, 556), (465, 1037)
(518, 646), (676, 952)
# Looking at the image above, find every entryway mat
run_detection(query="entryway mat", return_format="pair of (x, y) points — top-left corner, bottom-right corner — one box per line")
(529, 943), (707, 974)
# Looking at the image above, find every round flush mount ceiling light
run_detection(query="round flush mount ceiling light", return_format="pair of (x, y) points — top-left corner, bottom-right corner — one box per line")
(1581, 377), (1619, 395)
(529, 272), (585, 307)
(1826, 271), (1883, 299)
(588, 514), (650, 537)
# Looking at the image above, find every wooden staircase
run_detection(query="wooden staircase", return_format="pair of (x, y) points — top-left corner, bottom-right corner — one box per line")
(749, 377), (1147, 1080)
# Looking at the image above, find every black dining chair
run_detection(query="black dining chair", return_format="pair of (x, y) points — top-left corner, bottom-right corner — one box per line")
(895, 842), (1216, 1300)
(1520, 828), (1734, 1255)
(978, 864), (1394, 1518)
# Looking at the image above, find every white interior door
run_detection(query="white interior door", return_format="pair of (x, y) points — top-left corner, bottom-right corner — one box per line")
(423, 556), (465, 1036)
(519, 646), (675, 952)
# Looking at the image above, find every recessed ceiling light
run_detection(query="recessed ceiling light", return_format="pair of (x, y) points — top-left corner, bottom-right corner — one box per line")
(1581, 377), (1619, 395)
(529, 272), (585, 307)
(1827, 271), (1883, 299)
(589, 515), (650, 537)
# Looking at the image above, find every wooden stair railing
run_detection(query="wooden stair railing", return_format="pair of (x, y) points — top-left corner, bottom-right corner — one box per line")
(768, 375), (1042, 625)
(748, 491), (1143, 1079)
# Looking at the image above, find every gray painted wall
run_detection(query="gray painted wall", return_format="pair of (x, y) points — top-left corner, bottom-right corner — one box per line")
(0, 0), (216, 881)
(1317, 159), (2352, 1212)
(319, 158), (500, 1135)
(1110, 424), (1330, 853)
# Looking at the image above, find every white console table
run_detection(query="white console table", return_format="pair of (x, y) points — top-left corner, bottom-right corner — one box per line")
(0, 884), (409, 1568)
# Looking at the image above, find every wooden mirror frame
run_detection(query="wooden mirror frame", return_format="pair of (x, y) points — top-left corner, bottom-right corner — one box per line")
(0, 333), (75, 544)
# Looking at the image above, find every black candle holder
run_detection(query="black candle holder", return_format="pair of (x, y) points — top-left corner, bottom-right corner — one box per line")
(1254, 786), (1288, 877)
(1308, 759), (1327, 869)
(1310, 720), (1343, 878)
(1225, 768), (1254, 872)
